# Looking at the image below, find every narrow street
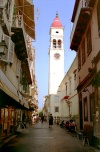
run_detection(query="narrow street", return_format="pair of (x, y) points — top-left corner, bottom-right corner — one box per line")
(0, 121), (97, 152)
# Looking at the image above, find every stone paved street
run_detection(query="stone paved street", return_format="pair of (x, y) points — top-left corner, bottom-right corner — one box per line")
(0, 121), (99, 152)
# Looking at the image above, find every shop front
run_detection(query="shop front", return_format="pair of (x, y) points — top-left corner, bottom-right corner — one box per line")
(0, 89), (28, 141)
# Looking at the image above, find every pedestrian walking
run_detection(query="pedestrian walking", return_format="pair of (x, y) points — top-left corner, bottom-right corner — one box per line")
(41, 114), (44, 123)
(49, 113), (53, 128)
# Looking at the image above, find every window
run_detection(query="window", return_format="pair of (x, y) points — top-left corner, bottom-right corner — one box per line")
(73, 69), (77, 89)
(81, 39), (86, 65)
(86, 27), (92, 56)
(78, 49), (81, 71)
(74, 74), (76, 88)
(53, 39), (56, 48)
(58, 39), (61, 48)
(56, 31), (59, 33)
(65, 84), (67, 95)
(97, 0), (100, 34)
(69, 77), (71, 94)
(54, 96), (59, 103)
(84, 97), (88, 121)
(5, 0), (10, 19)
(55, 106), (59, 112)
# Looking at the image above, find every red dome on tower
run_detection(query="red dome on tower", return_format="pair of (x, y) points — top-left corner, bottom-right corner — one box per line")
(51, 13), (62, 28)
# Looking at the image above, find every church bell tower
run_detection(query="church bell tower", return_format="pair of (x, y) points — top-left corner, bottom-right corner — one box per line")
(48, 13), (64, 95)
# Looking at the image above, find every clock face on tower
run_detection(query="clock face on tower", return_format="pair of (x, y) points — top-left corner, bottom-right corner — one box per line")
(54, 53), (61, 60)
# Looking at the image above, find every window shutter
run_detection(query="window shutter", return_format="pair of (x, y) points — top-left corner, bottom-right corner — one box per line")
(16, 59), (21, 77)
(9, 40), (15, 63)
(97, 0), (100, 34)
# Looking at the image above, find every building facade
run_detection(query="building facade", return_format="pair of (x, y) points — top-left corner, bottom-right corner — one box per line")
(57, 56), (78, 122)
(0, 0), (38, 142)
(70, 0), (100, 147)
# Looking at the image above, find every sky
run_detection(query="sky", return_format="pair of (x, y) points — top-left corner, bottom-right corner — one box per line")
(32, 0), (76, 108)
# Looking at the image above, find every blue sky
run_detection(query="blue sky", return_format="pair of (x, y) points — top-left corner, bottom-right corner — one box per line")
(32, 0), (76, 108)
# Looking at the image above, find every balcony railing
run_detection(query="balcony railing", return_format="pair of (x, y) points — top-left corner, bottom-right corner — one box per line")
(0, 0), (11, 35)
(70, 0), (90, 44)
(12, 15), (24, 28)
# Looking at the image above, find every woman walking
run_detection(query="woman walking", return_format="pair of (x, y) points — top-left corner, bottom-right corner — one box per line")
(49, 114), (53, 128)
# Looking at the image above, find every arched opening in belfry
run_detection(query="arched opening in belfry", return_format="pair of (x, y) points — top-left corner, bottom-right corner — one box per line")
(58, 39), (61, 48)
(53, 39), (56, 48)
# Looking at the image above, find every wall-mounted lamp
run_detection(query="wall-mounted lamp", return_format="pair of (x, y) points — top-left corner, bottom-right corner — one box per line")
(0, 40), (7, 58)
(83, 87), (90, 94)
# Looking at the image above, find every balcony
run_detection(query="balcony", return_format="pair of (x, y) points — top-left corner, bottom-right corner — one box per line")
(15, 0), (35, 39)
(70, 0), (94, 51)
(28, 100), (38, 110)
(11, 15), (28, 60)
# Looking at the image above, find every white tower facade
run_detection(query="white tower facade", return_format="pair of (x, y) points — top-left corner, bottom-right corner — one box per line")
(48, 13), (64, 95)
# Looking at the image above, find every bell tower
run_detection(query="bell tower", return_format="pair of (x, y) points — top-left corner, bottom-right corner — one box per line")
(48, 13), (64, 95)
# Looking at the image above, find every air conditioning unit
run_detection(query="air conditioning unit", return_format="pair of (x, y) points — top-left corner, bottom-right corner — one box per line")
(0, 34), (10, 62)
(0, 40), (7, 56)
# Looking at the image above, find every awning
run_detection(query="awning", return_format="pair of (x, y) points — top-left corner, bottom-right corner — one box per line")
(0, 70), (29, 109)
(62, 96), (69, 100)
(15, 0), (35, 39)
(0, 70), (19, 102)
(0, 89), (27, 109)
